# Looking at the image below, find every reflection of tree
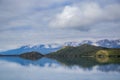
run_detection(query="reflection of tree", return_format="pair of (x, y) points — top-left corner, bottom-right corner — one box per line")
(97, 64), (120, 72)
(48, 56), (98, 68)
(96, 56), (109, 63)
(47, 54), (120, 68)
(0, 51), (120, 72)
(96, 56), (120, 63)
(46, 55), (120, 72)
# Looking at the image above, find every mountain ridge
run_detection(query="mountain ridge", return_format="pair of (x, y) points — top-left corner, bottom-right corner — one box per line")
(46, 44), (120, 59)
(0, 39), (120, 54)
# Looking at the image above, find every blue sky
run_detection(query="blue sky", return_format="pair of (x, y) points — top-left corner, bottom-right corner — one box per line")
(0, 0), (120, 50)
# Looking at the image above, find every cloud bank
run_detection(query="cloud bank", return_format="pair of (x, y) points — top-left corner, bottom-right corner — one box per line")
(50, 2), (120, 31)
(0, 0), (120, 50)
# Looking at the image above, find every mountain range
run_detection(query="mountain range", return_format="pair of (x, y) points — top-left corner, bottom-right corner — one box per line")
(0, 44), (119, 73)
(0, 39), (120, 54)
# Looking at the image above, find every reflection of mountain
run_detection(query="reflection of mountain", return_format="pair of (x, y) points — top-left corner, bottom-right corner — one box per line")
(97, 64), (120, 72)
(0, 54), (120, 72)
(46, 55), (120, 72)
(47, 55), (120, 67)
(0, 51), (57, 66)
(48, 57), (98, 68)
(0, 56), (58, 67)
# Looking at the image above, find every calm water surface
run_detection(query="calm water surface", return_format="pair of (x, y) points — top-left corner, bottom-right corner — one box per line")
(0, 56), (120, 80)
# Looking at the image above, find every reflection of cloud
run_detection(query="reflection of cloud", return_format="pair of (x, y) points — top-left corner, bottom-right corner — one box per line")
(0, 60), (120, 80)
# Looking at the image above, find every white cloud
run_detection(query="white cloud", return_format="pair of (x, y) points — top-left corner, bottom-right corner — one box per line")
(0, 0), (68, 31)
(50, 2), (120, 30)
(0, 0), (120, 51)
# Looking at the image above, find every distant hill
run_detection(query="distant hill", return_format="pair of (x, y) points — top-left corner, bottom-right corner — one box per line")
(45, 44), (120, 68)
(19, 51), (44, 60)
(47, 44), (120, 57)
(0, 39), (120, 55)
(0, 44), (61, 55)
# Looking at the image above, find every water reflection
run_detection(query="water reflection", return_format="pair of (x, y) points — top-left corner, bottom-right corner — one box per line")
(47, 55), (120, 72)
(0, 54), (120, 80)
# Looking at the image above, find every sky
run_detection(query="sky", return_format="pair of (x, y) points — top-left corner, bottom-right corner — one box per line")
(0, 0), (120, 50)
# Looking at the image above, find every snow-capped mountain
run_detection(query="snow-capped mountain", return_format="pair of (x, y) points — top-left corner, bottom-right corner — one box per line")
(64, 39), (120, 48)
(24, 43), (62, 49)
(64, 40), (93, 47)
(0, 39), (120, 55)
(96, 39), (120, 48)
(64, 42), (80, 47)
(0, 44), (62, 55)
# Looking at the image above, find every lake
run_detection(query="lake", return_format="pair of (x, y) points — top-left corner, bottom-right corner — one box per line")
(0, 56), (120, 80)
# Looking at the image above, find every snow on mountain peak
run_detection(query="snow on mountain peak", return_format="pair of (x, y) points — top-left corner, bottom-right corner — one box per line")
(64, 42), (80, 47)
(20, 45), (33, 49)
(0, 39), (120, 53)
(21, 43), (62, 49)
(63, 39), (120, 48)
(9, 39), (120, 52)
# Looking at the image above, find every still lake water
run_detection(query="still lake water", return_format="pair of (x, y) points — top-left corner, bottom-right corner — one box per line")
(0, 56), (120, 80)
